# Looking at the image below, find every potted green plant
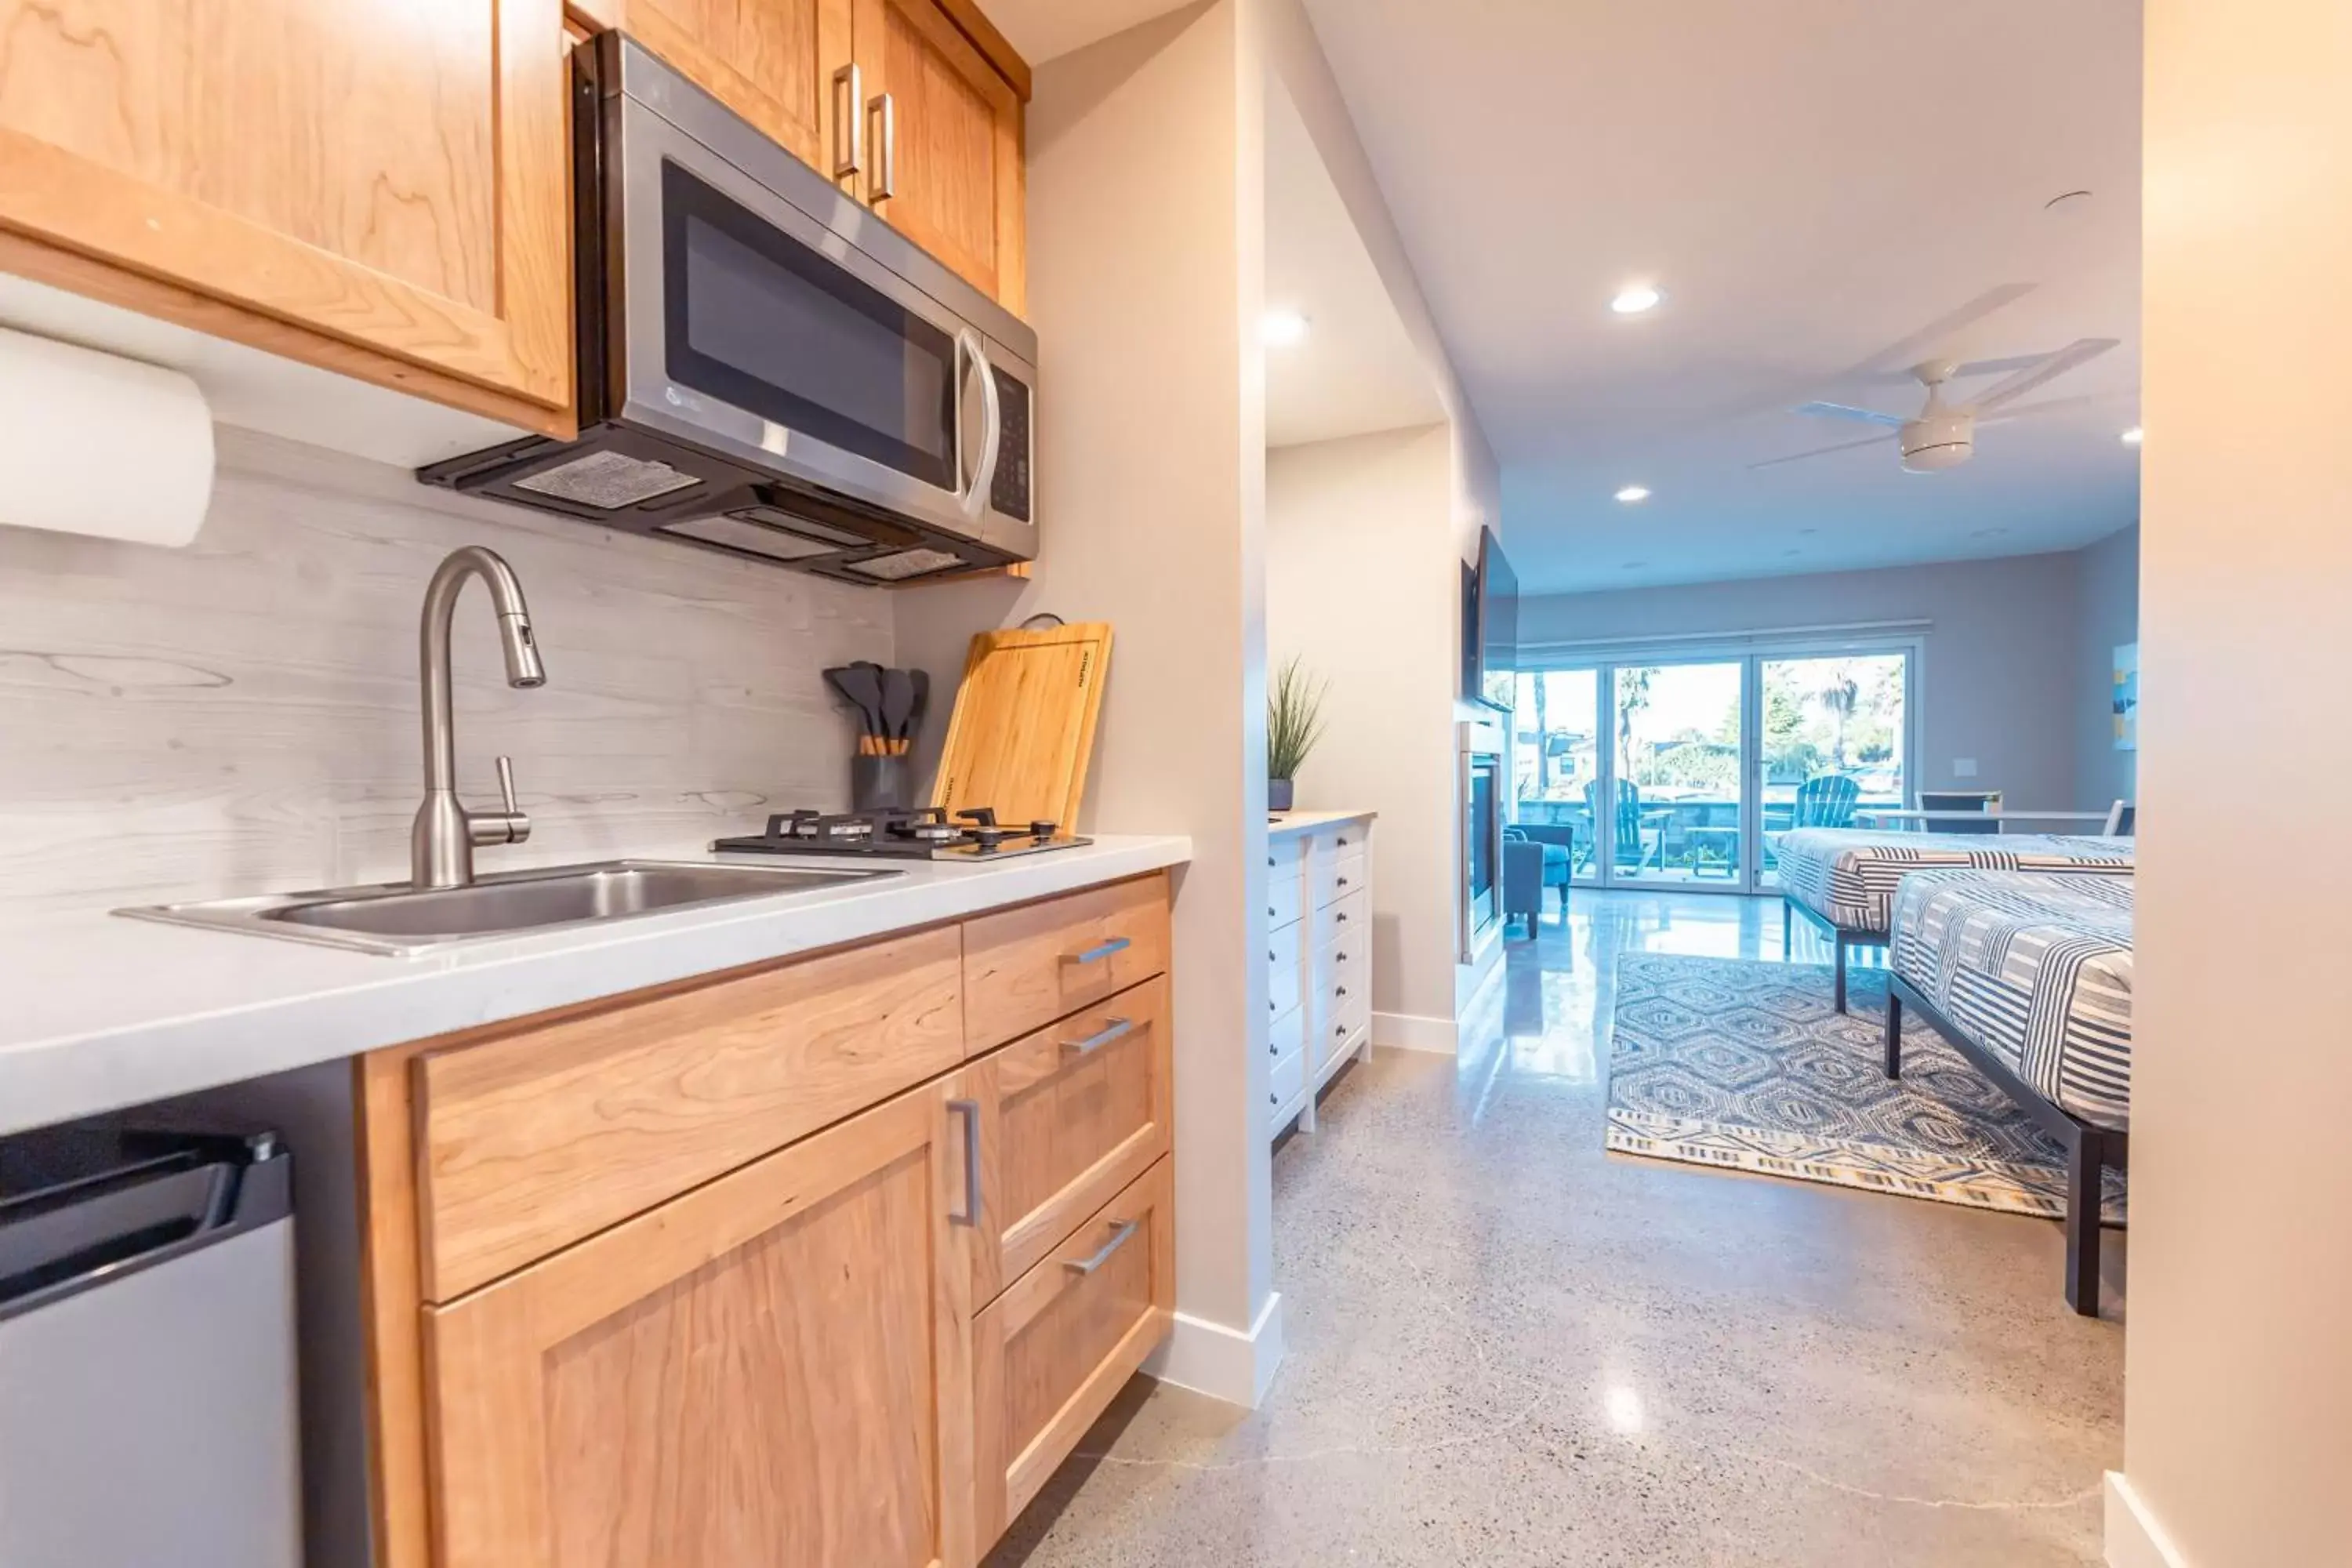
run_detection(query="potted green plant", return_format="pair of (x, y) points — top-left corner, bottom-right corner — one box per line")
(1267, 655), (1329, 813)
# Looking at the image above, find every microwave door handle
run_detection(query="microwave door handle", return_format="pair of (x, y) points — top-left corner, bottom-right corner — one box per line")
(956, 328), (1004, 524)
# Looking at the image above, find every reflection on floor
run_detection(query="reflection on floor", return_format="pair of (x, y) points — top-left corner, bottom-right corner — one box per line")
(988, 888), (2124, 1568)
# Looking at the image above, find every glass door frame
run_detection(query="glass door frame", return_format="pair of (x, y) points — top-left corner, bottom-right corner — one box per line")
(1519, 635), (1922, 896)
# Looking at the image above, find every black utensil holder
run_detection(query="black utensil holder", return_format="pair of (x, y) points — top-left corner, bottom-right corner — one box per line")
(851, 754), (912, 813)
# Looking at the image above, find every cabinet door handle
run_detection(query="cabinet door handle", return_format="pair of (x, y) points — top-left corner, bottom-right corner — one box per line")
(1337, 876), (1350, 888)
(869, 90), (898, 201)
(947, 1098), (981, 1226)
(1064, 1218), (1140, 1276)
(1063, 1017), (1134, 1057)
(1065, 935), (1132, 966)
(832, 64), (865, 180)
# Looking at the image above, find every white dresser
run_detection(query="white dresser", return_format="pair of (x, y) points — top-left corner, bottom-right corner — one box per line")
(1265, 810), (1376, 1140)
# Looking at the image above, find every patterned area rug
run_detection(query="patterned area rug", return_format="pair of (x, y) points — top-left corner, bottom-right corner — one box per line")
(1606, 954), (2125, 1223)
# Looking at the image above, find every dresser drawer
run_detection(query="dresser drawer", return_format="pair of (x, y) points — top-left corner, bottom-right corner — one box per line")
(1268, 861), (1304, 931)
(1269, 834), (1309, 876)
(964, 873), (1171, 1052)
(1269, 1000), (1305, 1063)
(1271, 1041), (1306, 1109)
(413, 925), (965, 1301)
(973, 1156), (1174, 1544)
(1310, 886), (1370, 948)
(964, 976), (1172, 1304)
(1308, 819), (1369, 864)
(1268, 916), (1303, 1021)
(1312, 851), (1367, 910)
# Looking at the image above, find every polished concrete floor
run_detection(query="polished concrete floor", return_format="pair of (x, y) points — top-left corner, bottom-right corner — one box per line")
(989, 889), (2125, 1567)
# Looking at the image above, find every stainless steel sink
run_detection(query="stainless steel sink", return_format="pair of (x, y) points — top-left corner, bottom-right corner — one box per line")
(118, 860), (902, 956)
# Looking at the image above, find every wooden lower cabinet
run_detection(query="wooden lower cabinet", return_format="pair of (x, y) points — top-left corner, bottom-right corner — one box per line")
(422, 1073), (978, 1568)
(971, 1156), (1175, 1545)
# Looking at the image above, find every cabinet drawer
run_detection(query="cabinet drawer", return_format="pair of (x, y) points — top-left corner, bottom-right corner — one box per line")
(973, 1156), (1174, 1544)
(1268, 917), (1303, 1021)
(1268, 835), (1309, 875)
(964, 977), (1172, 1304)
(1310, 886), (1370, 949)
(1268, 863), (1304, 931)
(414, 925), (965, 1301)
(1308, 820), (1369, 864)
(1271, 1044), (1305, 1110)
(1312, 851), (1367, 910)
(964, 873), (1171, 1053)
(1268, 1001), (1305, 1064)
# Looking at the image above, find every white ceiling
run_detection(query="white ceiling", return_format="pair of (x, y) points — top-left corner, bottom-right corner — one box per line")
(1294, 0), (2144, 593)
(1263, 76), (1446, 448)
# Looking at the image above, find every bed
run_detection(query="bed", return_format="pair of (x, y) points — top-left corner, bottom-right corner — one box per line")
(1883, 869), (2135, 1315)
(1774, 828), (2135, 1011)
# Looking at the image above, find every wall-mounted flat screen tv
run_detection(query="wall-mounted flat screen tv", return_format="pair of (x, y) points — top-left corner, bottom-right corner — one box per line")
(1472, 527), (1517, 711)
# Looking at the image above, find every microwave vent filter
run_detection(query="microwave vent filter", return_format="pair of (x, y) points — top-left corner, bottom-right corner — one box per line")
(661, 514), (839, 562)
(845, 548), (966, 581)
(514, 450), (702, 509)
(728, 507), (869, 548)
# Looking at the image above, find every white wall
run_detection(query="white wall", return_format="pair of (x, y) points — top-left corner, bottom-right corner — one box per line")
(1267, 425), (1460, 1037)
(2115, 5), (2352, 1564)
(2074, 523), (2140, 811)
(1516, 550), (2093, 810)
(0, 429), (889, 916)
(893, 0), (1281, 1407)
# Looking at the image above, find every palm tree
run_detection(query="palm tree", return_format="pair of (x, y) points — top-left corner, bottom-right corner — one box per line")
(1616, 667), (1653, 778)
(1812, 668), (1860, 771)
(1531, 674), (1551, 793)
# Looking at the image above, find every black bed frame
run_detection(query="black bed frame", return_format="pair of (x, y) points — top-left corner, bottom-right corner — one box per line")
(1780, 895), (1882, 1014)
(1884, 972), (2128, 1317)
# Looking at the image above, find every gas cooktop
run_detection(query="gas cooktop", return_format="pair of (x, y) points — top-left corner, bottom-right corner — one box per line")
(713, 807), (1090, 862)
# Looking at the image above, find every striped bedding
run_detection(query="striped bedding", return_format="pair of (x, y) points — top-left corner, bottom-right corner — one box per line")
(1776, 829), (2135, 935)
(1889, 870), (2135, 1129)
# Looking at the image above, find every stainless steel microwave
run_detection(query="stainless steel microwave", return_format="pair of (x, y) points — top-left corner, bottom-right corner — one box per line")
(420, 32), (1036, 586)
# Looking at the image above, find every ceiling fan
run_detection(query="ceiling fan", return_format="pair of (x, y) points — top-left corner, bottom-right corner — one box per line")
(1753, 336), (2122, 474)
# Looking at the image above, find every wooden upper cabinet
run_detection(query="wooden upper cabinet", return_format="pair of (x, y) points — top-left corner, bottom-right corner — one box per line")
(426, 1073), (978, 1568)
(854, 0), (1025, 313)
(580, 0), (851, 173)
(0, 0), (575, 430)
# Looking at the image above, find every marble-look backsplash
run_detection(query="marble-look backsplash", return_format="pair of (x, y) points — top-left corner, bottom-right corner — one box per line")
(0, 429), (891, 915)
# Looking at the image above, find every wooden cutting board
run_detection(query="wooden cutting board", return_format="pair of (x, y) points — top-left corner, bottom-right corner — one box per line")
(930, 622), (1113, 833)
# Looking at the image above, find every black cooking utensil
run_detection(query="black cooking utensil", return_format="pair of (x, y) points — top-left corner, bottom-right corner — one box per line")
(826, 663), (887, 741)
(882, 668), (915, 746)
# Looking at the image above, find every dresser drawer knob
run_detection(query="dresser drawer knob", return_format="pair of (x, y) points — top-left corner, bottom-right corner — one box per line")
(1063, 935), (1132, 966)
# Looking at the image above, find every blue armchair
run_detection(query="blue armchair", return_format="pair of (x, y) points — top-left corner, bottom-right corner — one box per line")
(1503, 826), (1570, 934)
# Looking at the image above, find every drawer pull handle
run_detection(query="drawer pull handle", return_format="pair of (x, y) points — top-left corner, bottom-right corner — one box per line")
(1337, 876), (1350, 888)
(947, 1098), (982, 1227)
(1337, 912), (1350, 924)
(1338, 836), (1351, 848)
(1337, 985), (1348, 998)
(1065, 935), (1133, 966)
(1063, 1016), (1135, 1056)
(1338, 952), (1348, 961)
(1065, 1218), (1141, 1276)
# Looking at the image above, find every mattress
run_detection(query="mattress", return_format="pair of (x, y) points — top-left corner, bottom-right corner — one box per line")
(1890, 870), (2135, 1130)
(1775, 828), (2135, 935)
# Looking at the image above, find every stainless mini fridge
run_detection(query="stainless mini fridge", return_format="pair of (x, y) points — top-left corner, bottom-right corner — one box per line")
(0, 1127), (301, 1568)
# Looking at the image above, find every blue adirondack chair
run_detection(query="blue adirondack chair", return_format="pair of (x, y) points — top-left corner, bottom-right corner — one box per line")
(1584, 778), (1671, 871)
(1791, 773), (1860, 828)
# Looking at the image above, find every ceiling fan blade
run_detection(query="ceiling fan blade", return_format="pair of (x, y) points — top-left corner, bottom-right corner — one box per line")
(1748, 432), (1898, 470)
(1968, 337), (2122, 413)
(1974, 389), (2136, 426)
(1847, 283), (2038, 379)
(1859, 351), (2050, 387)
(1793, 401), (1907, 427)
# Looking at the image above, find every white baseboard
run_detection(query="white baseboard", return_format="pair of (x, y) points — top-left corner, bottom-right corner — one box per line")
(1145, 1290), (1284, 1408)
(1374, 1010), (1457, 1054)
(2106, 1472), (2192, 1568)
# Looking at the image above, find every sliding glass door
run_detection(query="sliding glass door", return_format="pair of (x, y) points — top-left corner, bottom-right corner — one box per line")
(1758, 653), (1911, 889)
(1510, 643), (1915, 895)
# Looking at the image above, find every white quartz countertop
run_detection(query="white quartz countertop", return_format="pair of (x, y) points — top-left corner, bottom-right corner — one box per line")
(1267, 809), (1377, 839)
(0, 836), (1192, 1138)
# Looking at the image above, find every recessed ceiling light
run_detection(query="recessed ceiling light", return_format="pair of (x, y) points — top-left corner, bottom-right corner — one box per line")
(1782, 549), (1801, 557)
(1798, 527), (1820, 535)
(1261, 309), (1310, 347)
(1614, 485), (1652, 503)
(1610, 284), (1664, 315)
(1621, 561), (1648, 571)
(2121, 426), (2143, 446)
(1971, 527), (2009, 539)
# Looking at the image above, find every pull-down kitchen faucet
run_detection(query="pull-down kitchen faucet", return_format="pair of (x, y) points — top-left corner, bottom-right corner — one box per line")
(411, 546), (546, 890)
